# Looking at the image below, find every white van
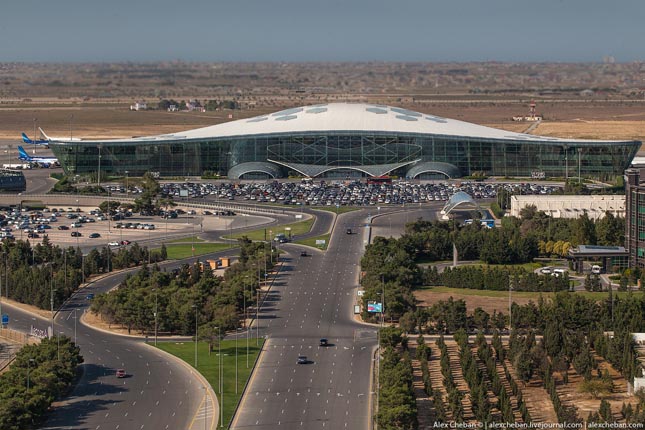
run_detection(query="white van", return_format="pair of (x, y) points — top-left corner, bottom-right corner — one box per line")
(591, 265), (601, 274)
(552, 268), (567, 277)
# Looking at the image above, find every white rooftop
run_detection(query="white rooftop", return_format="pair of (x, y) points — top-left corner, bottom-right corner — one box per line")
(60, 103), (634, 144)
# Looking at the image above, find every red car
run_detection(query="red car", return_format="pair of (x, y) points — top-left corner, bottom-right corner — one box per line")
(116, 369), (126, 378)
(120, 240), (131, 245)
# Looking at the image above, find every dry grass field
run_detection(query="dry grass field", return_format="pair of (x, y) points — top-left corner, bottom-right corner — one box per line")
(414, 289), (537, 315)
(534, 120), (645, 143)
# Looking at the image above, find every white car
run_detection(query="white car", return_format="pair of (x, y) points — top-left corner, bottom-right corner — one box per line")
(108, 241), (119, 247)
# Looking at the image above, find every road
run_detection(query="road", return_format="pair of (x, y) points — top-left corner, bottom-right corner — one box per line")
(369, 203), (445, 239)
(33, 207), (334, 429)
(1, 245), (249, 429)
(232, 209), (378, 430)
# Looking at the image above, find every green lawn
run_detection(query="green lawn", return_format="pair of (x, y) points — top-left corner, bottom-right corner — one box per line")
(422, 286), (638, 302)
(226, 218), (315, 241)
(155, 243), (231, 259)
(311, 206), (360, 214)
(166, 235), (205, 244)
(157, 338), (265, 428)
(295, 233), (330, 250)
(415, 260), (543, 271)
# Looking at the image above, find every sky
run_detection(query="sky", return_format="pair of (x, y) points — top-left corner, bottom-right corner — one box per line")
(1, 0), (644, 63)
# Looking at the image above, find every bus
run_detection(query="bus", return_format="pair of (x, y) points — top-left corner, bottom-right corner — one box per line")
(367, 176), (392, 185)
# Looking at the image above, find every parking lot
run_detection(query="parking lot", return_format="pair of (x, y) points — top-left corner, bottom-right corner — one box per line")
(0, 205), (247, 250)
(106, 180), (561, 207)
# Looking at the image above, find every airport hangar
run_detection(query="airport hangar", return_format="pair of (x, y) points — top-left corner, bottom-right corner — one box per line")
(48, 103), (640, 181)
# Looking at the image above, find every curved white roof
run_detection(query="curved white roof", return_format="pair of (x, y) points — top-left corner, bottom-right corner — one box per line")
(64, 103), (635, 144)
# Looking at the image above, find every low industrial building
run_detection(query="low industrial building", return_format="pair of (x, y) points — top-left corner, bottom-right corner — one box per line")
(510, 195), (624, 219)
(568, 244), (628, 274)
(0, 169), (26, 192)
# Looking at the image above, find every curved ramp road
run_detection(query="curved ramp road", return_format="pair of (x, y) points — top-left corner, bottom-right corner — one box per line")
(233, 210), (378, 430)
(2, 250), (240, 430)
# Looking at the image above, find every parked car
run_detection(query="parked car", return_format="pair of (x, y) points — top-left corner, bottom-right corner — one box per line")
(319, 338), (329, 347)
(116, 369), (126, 378)
(108, 241), (119, 246)
(58, 225), (69, 230)
(297, 355), (308, 364)
(71, 232), (82, 237)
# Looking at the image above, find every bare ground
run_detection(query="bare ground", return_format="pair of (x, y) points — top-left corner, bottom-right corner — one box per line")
(414, 290), (537, 315)
(552, 352), (638, 422)
(446, 340), (475, 421)
(424, 338), (453, 422)
(409, 343), (435, 428)
(502, 355), (559, 423)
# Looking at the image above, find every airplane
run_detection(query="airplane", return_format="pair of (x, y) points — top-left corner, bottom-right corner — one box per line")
(21, 132), (50, 147)
(17, 146), (59, 167)
(39, 127), (82, 142)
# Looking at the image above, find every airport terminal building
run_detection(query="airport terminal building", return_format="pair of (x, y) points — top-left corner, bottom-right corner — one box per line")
(49, 103), (640, 180)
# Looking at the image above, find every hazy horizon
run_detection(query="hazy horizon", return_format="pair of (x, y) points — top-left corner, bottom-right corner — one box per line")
(1, 0), (644, 63)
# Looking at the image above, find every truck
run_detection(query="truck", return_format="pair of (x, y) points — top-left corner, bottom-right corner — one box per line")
(2, 163), (31, 170)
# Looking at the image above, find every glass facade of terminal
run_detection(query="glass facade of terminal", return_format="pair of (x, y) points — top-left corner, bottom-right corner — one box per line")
(50, 132), (639, 181)
(626, 169), (645, 268)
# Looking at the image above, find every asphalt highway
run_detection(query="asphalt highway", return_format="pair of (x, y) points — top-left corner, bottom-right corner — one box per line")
(232, 209), (378, 430)
(2, 245), (245, 429)
(32, 207), (334, 429)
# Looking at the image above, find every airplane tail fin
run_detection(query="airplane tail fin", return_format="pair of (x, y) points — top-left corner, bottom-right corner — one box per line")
(17, 146), (32, 160)
(38, 127), (51, 141)
(21, 133), (32, 144)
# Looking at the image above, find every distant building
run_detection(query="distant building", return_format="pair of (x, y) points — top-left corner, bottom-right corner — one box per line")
(510, 195), (625, 219)
(130, 101), (147, 111)
(186, 100), (205, 112)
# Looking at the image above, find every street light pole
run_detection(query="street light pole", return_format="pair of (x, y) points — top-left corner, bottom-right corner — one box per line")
(73, 309), (78, 344)
(154, 289), (158, 346)
(509, 280), (513, 332)
(27, 358), (35, 389)
(194, 304), (199, 368)
(236, 327), (240, 393)
(219, 325), (224, 428)
(50, 264), (54, 336)
(256, 288), (260, 346)
(97, 145), (102, 188)
(33, 118), (37, 155)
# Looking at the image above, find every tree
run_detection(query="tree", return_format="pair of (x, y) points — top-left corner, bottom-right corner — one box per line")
(514, 346), (534, 383)
(134, 172), (161, 212)
(577, 378), (613, 399)
(198, 321), (223, 354)
(573, 212), (596, 245)
(399, 311), (417, 334)
(99, 200), (120, 213)
(599, 398), (612, 422)
(380, 327), (403, 349)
